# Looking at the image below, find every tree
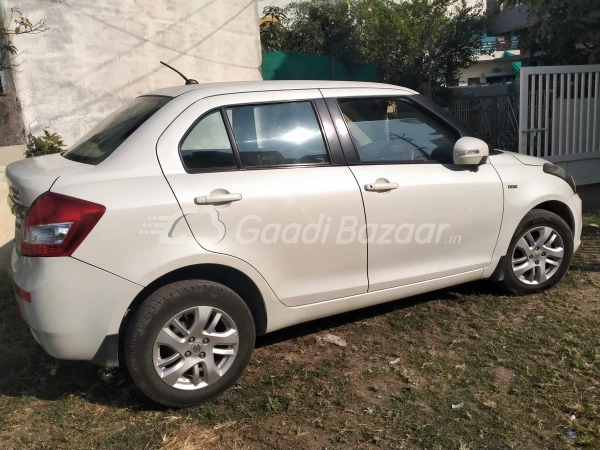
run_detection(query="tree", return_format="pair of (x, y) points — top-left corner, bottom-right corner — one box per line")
(0, 7), (48, 72)
(426, 0), (490, 94)
(498, 0), (600, 65)
(352, 0), (488, 95)
(284, 0), (362, 71)
(259, 6), (288, 52)
(354, 0), (407, 83)
(399, 0), (451, 97)
(258, 0), (488, 99)
(387, 0), (489, 97)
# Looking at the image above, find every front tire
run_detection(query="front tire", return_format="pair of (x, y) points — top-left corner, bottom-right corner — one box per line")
(125, 280), (255, 407)
(497, 209), (573, 295)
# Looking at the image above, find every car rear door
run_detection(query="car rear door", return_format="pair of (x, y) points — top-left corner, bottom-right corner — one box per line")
(157, 89), (367, 307)
(322, 89), (503, 291)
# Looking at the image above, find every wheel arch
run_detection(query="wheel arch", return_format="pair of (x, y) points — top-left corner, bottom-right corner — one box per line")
(530, 200), (575, 235)
(118, 264), (269, 355)
(488, 198), (575, 282)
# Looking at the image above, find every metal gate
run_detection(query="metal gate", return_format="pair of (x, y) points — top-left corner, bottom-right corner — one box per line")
(519, 65), (600, 157)
(451, 94), (519, 152)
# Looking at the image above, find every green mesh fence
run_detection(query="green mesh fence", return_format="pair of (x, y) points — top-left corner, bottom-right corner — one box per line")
(261, 51), (380, 82)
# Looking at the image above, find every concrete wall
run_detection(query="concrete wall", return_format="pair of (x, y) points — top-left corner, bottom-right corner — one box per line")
(549, 154), (600, 187)
(455, 83), (519, 97)
(2, 0), (262, 145)
(577, 183), (600, 214)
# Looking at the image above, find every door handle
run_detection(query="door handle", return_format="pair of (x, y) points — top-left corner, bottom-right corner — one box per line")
(195, 193), (242, 205)
(364, 182), (399, 192)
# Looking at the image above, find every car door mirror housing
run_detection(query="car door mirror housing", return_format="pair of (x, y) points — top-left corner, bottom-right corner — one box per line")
(453, 137), (489, 165)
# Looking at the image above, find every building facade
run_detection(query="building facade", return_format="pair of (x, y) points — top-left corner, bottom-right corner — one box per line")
(456, 0), (523, 87)
(0, 0), (262, 146)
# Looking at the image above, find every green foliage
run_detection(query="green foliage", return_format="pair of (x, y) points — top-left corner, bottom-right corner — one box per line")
(265, 396), (283, 412)
(259, 7), (288, 52)
(284, 1), (362, 66)
(360, 0), (489, 92)
(498, 0), (600, 65)
(353, 0), (408, 82)
(411, 0), (490, 96)
(259, 0), (489, 96)
(25, 130), (66, 158)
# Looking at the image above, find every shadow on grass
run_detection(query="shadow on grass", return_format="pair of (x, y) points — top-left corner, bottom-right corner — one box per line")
(0, 236), (506, 410)
(256, 279), (505, 348)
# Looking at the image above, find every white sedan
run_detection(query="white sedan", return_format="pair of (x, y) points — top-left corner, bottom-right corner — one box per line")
(7, 80), (581, 407)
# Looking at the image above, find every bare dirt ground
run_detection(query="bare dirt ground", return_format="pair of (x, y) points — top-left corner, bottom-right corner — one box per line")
(1, 216), (599, 449)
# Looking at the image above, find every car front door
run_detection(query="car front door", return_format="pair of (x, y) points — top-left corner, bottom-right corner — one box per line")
(324, 91), (503, 291)
(157, 90), (367, 307)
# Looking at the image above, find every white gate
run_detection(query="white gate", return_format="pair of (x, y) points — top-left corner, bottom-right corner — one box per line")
(519, 65), (600, 185)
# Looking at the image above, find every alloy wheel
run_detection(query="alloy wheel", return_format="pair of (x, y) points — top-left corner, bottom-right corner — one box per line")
(152, 306), (239, 390)
(511, 226), (564, 285)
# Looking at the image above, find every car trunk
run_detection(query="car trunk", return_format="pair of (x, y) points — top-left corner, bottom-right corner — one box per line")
(6, 154), (91, 208)
(6, 154), (91, 254)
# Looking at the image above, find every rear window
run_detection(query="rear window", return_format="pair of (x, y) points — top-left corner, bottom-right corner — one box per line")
(63, 96), (171, 165)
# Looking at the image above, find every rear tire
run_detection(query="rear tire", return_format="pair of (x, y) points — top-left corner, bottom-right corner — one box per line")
(497, 209), (573, 295)
(125, 280), (255, 408)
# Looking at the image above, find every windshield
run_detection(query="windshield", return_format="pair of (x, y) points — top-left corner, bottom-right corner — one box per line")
(63, 96), (171, 165)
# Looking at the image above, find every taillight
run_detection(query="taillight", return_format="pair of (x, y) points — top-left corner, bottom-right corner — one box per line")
(21, 192), (105, 257)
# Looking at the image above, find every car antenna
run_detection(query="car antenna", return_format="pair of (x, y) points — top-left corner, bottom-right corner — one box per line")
(159, 61), (198, 85)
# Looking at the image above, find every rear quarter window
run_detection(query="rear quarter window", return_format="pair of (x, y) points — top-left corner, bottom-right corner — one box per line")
(63, 96), (171, 165)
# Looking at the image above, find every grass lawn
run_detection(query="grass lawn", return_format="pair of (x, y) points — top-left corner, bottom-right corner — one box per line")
(0, 216), (599, 449)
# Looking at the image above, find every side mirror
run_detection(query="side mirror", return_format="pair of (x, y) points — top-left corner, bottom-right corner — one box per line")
(453, 137), (489, 165)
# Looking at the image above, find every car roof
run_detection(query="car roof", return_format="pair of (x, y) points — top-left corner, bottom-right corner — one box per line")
(143, 80), (418, 99)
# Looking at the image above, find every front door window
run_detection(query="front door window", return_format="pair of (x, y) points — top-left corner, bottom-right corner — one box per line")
(338, 98), (459, 164)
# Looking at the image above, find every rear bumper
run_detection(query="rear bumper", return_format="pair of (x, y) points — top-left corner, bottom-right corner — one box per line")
(12, 249), (142, 364)
(568, 194), (583, 252)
